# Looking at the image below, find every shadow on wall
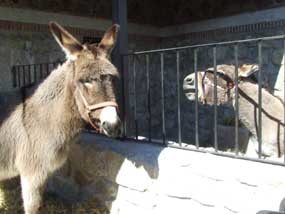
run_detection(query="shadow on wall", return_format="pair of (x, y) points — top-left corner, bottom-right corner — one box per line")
(0, 133), (164, 213)
(0, 81), (45, 124)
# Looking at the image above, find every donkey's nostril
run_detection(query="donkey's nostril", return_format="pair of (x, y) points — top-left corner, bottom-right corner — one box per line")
(185, 78), (194, 85)
(102, 121), (110, 131)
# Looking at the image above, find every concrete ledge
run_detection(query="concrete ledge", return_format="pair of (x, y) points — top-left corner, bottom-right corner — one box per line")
(50, 133), (285, 214)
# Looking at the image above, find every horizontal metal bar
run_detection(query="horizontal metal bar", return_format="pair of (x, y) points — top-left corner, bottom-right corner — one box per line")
(124, 34), (285, 56)
(168, 144), (285, 167)
(108, 134), (285, 167)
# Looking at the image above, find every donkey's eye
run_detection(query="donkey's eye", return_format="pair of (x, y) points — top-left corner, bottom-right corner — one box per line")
(91, 77), (101, 82)
(83, 81), (93, 88)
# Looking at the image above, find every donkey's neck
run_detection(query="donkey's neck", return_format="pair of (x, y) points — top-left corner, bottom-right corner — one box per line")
(32, 60), (83, 136)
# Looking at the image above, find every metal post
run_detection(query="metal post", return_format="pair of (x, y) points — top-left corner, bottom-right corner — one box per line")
(112, 0), (129, 138)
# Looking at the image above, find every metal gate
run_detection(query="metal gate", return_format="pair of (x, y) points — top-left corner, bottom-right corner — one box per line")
(12, 35), (285, 166)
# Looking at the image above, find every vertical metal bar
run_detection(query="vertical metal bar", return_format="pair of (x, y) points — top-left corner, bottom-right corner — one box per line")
(12, 66), (17, 88)
(194, 48), (199, 148)
(234, 44), (239, 155)
(146, 54), (152, 142)
(27, 65), (31, 85)
(258, 41), (263, 158)
(213, 46), (218, 151)
(282, 38), (285, 163)
(33, 64), (37, 84)
(17, 67), (21, 88)
(112, 0), (129, 139)
(176, 51), (182, 146)
(40, 64), (43, 79)
(161, 52), (166, 145)
(46, 63), (49, 76)
(22, 66), (26, 87)
(133, 56), (138, 140)
(121, 54), (127, 138)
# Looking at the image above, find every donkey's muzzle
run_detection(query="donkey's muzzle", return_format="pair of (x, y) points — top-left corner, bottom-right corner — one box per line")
(100, 106), (122, 138)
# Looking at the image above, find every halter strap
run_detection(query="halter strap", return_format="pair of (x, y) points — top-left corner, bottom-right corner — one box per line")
(201, 69), (236, 104)
(77, 88), (118, 132)
(86, 101), (118, 112)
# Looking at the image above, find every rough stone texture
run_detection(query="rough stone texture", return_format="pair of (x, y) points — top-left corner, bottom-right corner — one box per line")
(1, 133), (284, 213)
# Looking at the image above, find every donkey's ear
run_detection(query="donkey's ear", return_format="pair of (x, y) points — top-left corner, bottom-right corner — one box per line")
(49, 22), (83, 59)
(98, 24), (120, 55)
(239, 64), (259, 77)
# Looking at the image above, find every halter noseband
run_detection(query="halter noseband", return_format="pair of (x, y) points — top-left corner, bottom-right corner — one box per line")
(201, 69), (235, 104)
(77, 88), (118, 132)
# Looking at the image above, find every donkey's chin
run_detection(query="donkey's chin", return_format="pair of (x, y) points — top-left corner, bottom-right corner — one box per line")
(185, 92), (196, 101)
(101, 121), (123, 138)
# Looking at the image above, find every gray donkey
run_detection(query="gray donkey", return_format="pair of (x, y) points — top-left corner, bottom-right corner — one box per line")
(183, 64), (284, 157)
(0, 22), (122, 213)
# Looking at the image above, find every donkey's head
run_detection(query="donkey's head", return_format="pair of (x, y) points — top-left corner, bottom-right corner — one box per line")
(183, 64), (259, 105)
(49, 22), (122, 137)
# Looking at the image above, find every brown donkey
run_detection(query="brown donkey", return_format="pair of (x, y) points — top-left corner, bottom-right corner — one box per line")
(0, 22), (122, 213)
